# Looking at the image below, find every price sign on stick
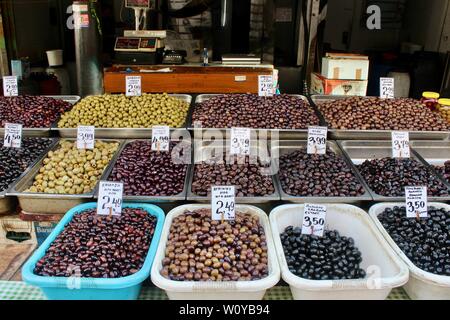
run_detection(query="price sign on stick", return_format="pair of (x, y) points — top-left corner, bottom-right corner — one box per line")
(258, 75), (274, 97)
(380, 78), (395, 99)
(3, 76), (18, 97)
(302, 204), (327, 237)
(152, 126), (170, 151)
(97, 181), (124, 217)
(230, 128), (251, 155)
(126, 76), (142, 97)
(307, 126), (328, 155)
(405, 186), (428, 219)
(211, 186), (235, 222)
(392, 131), (410, 158)
(77, 126), (95, 150)
(3, 123), (22, 148)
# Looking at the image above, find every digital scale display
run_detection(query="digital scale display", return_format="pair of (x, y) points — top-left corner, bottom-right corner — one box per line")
(115, 37), (158, 52)
(125, 0), (151, 8)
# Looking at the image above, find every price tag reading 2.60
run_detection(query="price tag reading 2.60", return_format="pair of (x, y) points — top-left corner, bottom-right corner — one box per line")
(302, 204), (327, 237)
(126, 76), (142, 97)
(151, 126), (170, 152)
(307, 126), (328, 155)
(3, 123), (22, 148)
(405, 186), (428, 219)
(211, 186), (235, 221)
(97, 181), (124, 217)
(392, 131), (410, 158)
(230, 127), (251, 156)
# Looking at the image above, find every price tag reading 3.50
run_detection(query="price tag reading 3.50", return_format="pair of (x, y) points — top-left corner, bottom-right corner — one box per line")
(126, 76), (142, 97)
(258, 75), (274, 97)
(152, 126), (170, 152)
(230, 127), (251, 156)
(77, 126), (95, 150)
(302, 204), (327, 237)
(380, 77), (395, 99)
(3, 123), (22, 148)
(211, 186), (235, 221)
(3, 76), (18, 97)
(392, 131), (410, 158)
(307, 126), (328, 155)
(97, 181), (124, 217)
(405, 186), (428, 219)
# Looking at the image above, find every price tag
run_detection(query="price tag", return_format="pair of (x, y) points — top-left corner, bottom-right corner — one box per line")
(380, 77), (395, 99)
(97, 181), (124, 217)
(126, 76), (142, 97)
(258, 75), (274, 97)
(3, 76), (18, 97)
(3, 123), (22, 148)
(405, 186), (428, 218)
(211, 186), (235, 221)
(151, 126), (170, 151)
(302, 204), (327, 237)
(307, 126), (328, 155)
(230, 128), (251, 155)
(77, 126), (95, 150)
(391, 131), (410, 158)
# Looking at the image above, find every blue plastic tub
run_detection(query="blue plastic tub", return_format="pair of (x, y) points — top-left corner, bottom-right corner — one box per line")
(21, 202), (165, 300)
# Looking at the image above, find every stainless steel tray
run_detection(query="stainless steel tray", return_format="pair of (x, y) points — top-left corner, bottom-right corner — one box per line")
(53, 94), (193, 139)
(338, 140), (450, 201)
(188, 94), (322, 140)
(8, 139), (124, 214)
(311, 95), (450, 141)
(97, 139), (191, 202)
(187, 140), (280, 203)
(271, 140), (373, 203)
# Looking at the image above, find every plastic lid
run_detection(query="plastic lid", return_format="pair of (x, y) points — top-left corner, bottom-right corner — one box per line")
(438, 98), (450, 106)
(423, 91), (440, 99)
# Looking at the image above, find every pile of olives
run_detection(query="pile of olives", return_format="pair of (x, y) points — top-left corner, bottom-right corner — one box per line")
(26, 140), (119, 194)
(57, 93), (189, 128)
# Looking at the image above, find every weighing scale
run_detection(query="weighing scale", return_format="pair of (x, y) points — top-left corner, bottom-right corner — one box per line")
(114, 0), (165, 65)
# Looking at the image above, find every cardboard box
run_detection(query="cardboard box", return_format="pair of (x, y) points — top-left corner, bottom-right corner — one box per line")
(321, 53), (369, 80)
(311, 72), (367, 96)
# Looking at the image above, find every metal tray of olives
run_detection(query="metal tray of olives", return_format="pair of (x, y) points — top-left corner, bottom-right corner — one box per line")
(7, 139), (125, 215)
(270, 140), (373, 203)
(98, 139), (191, 202)
(53, 94), (193, 139)
(311, 95), (450, 141)
(188, 94), (322, 140)
(337, 140), (450, 202)
(186, 141), (281, 203)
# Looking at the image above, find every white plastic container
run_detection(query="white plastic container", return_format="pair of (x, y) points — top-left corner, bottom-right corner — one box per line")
(270, 204), (409, 300)
(151, 204), (281, 300)
(46, 50), (63, 67)
(369, 203), (450, 300)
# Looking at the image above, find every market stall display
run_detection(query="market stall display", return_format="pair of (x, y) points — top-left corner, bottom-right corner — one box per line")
(410, 141), (450, 186)
(21, 202), (165, 300)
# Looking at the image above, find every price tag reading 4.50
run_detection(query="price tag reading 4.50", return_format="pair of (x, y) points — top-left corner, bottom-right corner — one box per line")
(392, 131), (410, 158)
(126, 76), (142, 97)
(307, 126), (328, 155)
(302, 204), (327, 237)
(211, 186), (235, 221)
(77, 126), (95, 150)
(405, 186), (428, 219)
(152, 126), (170, 151)
(258, 75), (274, 97)
(3, 76), (18, 97)
(97, 181), (124, 217)
(3, 123), (22, 148)
(230, 128), (251, 155)
(380, 77), (394, 99)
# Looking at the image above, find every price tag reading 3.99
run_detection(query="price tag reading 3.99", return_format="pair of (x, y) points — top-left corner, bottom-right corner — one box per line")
(211, 186), (235, 222)
(230, 128), (251, 156)
(307, 126), (328, 155)
(77, 126), (95, 150)
(126, 76), (142, 97)
(392, 131), (410, 158)
(97, 181), (124, 217)
(302, 204), (327, 237)
(405, 186), (428, 219)
(151, 126), (170, 152)
(3, 123), (22, 148)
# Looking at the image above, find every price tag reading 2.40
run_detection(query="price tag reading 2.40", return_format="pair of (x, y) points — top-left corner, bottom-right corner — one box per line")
(152, 126), (170, 152)
(3, 123), (22, 148)
(126, 76), (142, 97)
(392, 131), (410, 158)
(3, 76), (18, 97)
(77, 126), (95, 150)
(211, 186), (235, 221)
(302, 204), (327, 237)
(405, 186), (428, 219)
(97, 181), (124, 217)
(230, 127), (251, 156)
(307, 126), (328, 155)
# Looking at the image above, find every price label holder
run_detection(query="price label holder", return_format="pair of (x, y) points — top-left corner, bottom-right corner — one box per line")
(3, 76), (19, 97)
(307, 126), (328, 155)
(97, 181), (124, 217)
(302, 204), (327, 237)
(258, 75), (274, 97)
(230, 127), (251, 156)
(152, 126), (170, 152)
(126, 76), (142, 97)
(391, 131), (410, 158)
(380, 77), (395, 99)
(405, 186), (428, 219)
(211, 186), (235, 222)
(77, 126), (95, 150)
(3, 123), (22, 148)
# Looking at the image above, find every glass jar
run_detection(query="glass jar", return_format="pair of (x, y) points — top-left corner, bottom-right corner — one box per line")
(438, 98), (450, 124)
(421, 92), (440, 111)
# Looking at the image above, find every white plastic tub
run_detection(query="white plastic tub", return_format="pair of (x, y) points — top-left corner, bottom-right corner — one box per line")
(151, 204), (281, 300)
(270, 204), (409, 300)
(369, 203), (450, 300)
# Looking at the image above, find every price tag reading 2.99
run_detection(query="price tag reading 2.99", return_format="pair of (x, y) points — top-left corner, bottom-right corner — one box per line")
(97, 181), (124, 217)
(211, 186), (235, 221)
(230, 127), (251, 156)
(307, 126), (328, 155)
(126, 76), (142, 97)
(302, 204), (327, 237)
(405, 186), (428, 219)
